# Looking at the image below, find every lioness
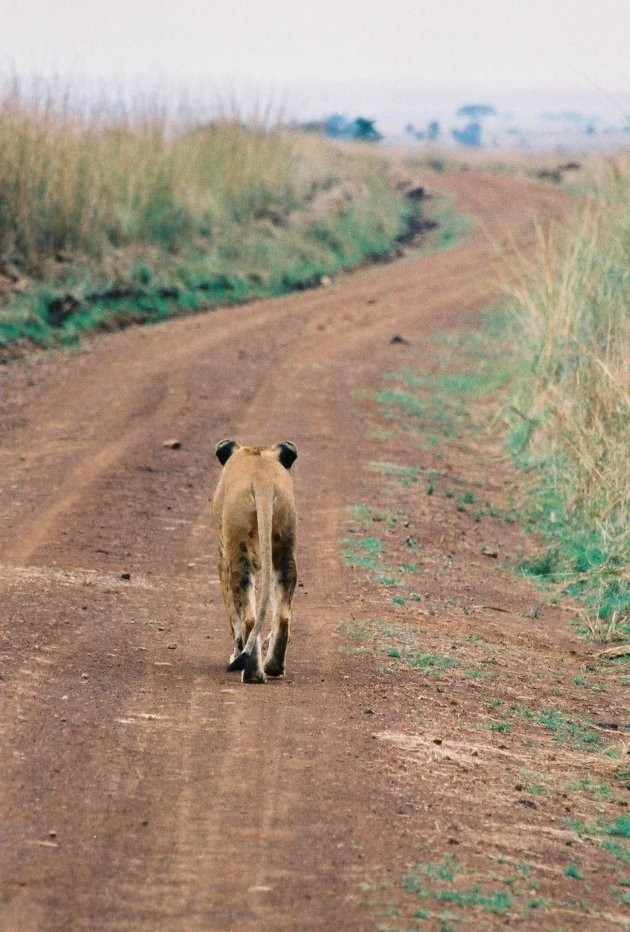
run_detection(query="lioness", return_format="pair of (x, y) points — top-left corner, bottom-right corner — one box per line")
(212, 439), (298, 683)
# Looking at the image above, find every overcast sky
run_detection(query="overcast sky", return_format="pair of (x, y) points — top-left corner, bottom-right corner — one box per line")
(2, 0), (628, 107)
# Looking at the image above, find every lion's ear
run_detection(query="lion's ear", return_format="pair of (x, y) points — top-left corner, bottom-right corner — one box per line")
(273, 441), (297, 470)
(215, 439), (240, 466)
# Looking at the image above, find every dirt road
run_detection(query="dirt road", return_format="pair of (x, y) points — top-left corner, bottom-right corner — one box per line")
(1, 173), (627, 930)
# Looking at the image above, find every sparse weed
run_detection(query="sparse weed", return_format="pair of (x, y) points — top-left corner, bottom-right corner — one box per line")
(464, 669), (495, 681)
(484, 720), (511, 733)
(564, 774), (611, 799)
(565, 814), (630, 864)
(405, 653), (458, 674)
(533, 707), (605, 752)
(614, 765), (630, 790)
(340, 535), (384, 562)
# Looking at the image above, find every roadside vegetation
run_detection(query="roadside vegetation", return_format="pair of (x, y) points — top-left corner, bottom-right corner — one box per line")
(343, 296), (628, 929)
(345, 300), (628, 644)
(355, 148), (629, 641)
(507, 154), (629, 640)
(0, 79), (416, 355)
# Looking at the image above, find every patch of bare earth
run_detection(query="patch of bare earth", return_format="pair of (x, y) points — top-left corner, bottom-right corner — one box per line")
(0, 172), (627, 931)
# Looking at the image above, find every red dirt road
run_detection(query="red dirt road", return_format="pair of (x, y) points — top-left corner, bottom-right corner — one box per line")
(1, 174), (627, 930)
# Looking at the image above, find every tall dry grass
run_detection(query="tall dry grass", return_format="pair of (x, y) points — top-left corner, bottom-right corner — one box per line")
(0, 79), (413, 348)
(0, 80), (340, 269)
(508, 159), (629, 638)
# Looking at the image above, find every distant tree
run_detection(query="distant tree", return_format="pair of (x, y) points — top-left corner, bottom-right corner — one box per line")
(324, 114), (382, 142)
(407, 124), (424, 140)
(452, 121), (482, 148)
(405, 120), (439, 142)
(353, 117), (382, 141)
(427, 120), (440, 141)
(325, 113), (349, 138)
(456, 104), (496, 119)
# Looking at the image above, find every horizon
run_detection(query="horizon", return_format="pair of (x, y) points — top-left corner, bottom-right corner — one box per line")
(2, 71), (627, 152)
(3, 0), (629, 152)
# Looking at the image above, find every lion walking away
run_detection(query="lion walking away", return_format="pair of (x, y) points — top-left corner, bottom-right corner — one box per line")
(212, 440), (298, 683)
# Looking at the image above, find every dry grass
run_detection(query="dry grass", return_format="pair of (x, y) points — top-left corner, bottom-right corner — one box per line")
(0, 79), (339, 269)
(507, 155), (629, 638)
(0, 78), (413, 349)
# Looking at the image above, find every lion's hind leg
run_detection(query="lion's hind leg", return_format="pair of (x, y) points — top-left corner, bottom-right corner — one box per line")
(218, 550), (243, 663)
(229, 542), (266, 684)
(264, 547), (296, 678)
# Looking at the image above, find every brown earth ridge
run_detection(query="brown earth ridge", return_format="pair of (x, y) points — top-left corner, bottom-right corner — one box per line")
(1, 172), (628, 930)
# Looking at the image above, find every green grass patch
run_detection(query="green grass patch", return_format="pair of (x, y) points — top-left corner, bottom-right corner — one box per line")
(477, 702), (609, 754)
(339, 618), (460, 678)
(414, 195), (474, 255)
(388, 855), (550, 924)
(533, 707), (605, 753)
(339, 535), (385, 572)
(369, 461), (423, 485)
(563, 775), (611, 799)
(566, 815), (630, 864)
(464, 669), (496, 681)
(404, 653), (458, 674)
(484, 720), (511, 734)
(518, 769), (552, 797)
(614, 765), (630, 790)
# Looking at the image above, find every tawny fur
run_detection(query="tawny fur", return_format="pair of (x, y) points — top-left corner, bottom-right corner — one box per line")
(212, 440), (297, 683)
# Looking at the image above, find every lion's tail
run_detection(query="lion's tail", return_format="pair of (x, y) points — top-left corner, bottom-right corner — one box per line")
(226, 480), (273, 671)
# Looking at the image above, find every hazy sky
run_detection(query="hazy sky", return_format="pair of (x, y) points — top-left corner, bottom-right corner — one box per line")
(2, 0), (628, 102)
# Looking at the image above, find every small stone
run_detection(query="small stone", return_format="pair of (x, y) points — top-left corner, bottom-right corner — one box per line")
(163, 439), (181, 449)
(120, 572), (131, 580)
